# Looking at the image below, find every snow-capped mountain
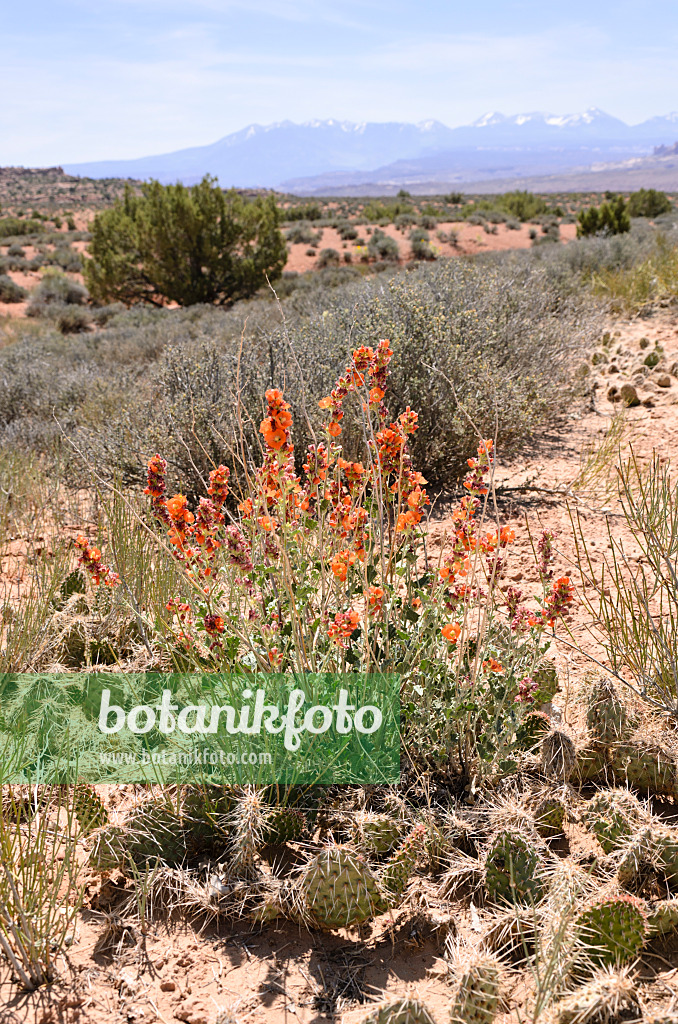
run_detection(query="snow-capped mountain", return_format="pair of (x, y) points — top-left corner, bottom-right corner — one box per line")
(62, 110), (678, 192)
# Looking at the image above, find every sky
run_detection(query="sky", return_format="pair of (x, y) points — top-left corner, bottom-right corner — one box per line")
(2, 0), (678, 165)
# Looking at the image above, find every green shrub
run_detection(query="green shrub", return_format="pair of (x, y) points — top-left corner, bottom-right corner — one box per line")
(84, 177), (287, 307)
(577, 197), (631, 238)
(285, 222), (320, 245)
(627, 188), (672, 219)
(282, 202), (322, 222)
(409, 228), (436, 260)
(316, 248), (341, 268)
(0, 218), (44, 239)
(336, 221), (358, 240)
(367, 230), (400, 262)
(0, 275), (26, 303)
(27, 270), (88, 316)
(444, 192), (464, 204)
(7, 245), (25, 258)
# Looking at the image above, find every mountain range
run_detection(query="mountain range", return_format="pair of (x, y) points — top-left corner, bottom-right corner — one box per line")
(63, 109), (678, 194)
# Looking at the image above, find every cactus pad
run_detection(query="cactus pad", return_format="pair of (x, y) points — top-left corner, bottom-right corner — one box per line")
(550, 965), (639, 1024)
(531, 659), (560, 705)
(361, 998), (437, 1024)
(381, 823), (426, 900)
(541, 731), (576, 783)
(353, 812), (403, 855)
(449, 953), (503, 1024)
(298, 846), (386, 930)
(532, 794), (566, 838)
(72, 783), (108, 834)
(580, 789), (646, 854)
(574, 893), (648, 964)
(484, 829), (546, 905)
(262, 807), (307, 845)
(609, 742), (678, 798)
(647, 898), (678, 937)
(586, 678), (630, 743)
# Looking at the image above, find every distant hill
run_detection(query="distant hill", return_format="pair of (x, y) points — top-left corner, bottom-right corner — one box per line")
(63, 110), (678, 192)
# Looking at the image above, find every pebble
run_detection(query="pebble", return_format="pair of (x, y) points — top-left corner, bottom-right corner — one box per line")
(657, 373), (672, 388)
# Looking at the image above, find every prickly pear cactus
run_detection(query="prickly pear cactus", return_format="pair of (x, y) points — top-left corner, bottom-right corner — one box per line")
(484, 829), (546, 905)
(298, 846), (386, 930)
(609, 742), (678, 798)
(380, 823), (426, 900)
(574, 893), (648, 964)
(89, 824), (128, 872)
(228, 787), (267, 877)
(532, 794), (566, 838)
(549, 966), (640, 1024)
(652, 826), (678, 888)
(361, 998), (437, 1024)
(586, 678), (630, 743)
(541, 731), (576, 783)
(353, 812), (403, 856)
(573, 744), (609, 785)
(516, 710), (551, 750)
(647, 898), (678, 937)
(449, 953), (503, 1024)
(616, 826), (657, 888)
(531, 658), (560, 705)
(580, 789), (646, 854)
(72, 783), (108, 835)
(125, 800), (188, 867)
(262, 806), (307, 846)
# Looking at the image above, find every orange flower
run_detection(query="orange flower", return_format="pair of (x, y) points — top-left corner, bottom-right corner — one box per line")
(166, 494), (194, 524)
(369, 386), (385, 404)
(318, 396), (332, 410)
(328, 422), (342, 437)
(275, 410), (292, 428)
(367, 585), (385, 613)
(500, 526), (516, 544)
(412, 598), (422, 609)
(238, 498), (253, 516)
(331, 549), (358, 581)
(483, 658), (504, 674)
(258, 515), (275, 532)
(441, 622), (461, 643)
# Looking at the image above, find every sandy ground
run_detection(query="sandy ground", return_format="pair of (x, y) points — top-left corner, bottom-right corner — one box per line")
(1, 220), (576, 320)
(2, 311), (678, 1023)
(284, 221), (577, 273)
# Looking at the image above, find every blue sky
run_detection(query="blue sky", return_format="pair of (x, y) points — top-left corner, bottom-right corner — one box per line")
(2, 0), (678, 164)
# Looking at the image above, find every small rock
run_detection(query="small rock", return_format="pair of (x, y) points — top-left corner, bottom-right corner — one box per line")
(657, 373), (672, 388)
(608, 364), (619, 374)
(160, 981), (177, 992)
(174, 999), (209, 1024)
(607, 385), (619, 402)
(639, 337), (650, 349)
(632, 374), (646, 386)
(642, 396), (655, 407)
(620, 383), (640, 407)
(591, 351), (608, 365)
(669, 361), (678, 376)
